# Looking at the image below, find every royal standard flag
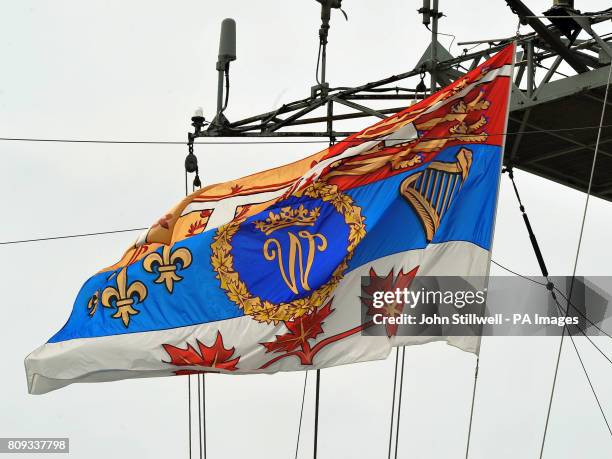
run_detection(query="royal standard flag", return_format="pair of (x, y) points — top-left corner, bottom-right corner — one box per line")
(26, 45), (514, 394)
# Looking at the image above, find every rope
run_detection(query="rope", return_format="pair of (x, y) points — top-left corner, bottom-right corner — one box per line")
(393, 347), (406, 459)
(294, 371), (309, 459)
(539, 61), (612, 459)
(387, 348), (399, 459)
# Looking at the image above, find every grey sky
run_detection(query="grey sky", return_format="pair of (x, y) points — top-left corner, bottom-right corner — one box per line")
(1, 1), (611, 458)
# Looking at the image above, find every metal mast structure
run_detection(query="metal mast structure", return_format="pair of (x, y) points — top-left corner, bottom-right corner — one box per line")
(187, 0), (611, 200)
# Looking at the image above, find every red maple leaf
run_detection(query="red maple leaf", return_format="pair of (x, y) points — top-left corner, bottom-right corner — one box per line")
(163, 332), (240, 375)
(185, 210), (213, 237)
(233, 205), (251, 220)
(361, 266), (419, 336)
(186, 220), (207, 237)
(262, 303), (334, 354)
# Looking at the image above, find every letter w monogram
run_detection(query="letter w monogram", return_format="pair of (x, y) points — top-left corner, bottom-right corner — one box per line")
(263, 230), (327, 294)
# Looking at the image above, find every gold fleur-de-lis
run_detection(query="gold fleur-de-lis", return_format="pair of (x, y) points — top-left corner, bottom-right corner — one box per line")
(87, 290), (100, 317)
(101, 268), (147, 327)
(143, 245), (192, 293)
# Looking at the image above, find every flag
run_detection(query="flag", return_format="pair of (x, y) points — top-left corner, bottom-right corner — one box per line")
(26, 44), (514, 394)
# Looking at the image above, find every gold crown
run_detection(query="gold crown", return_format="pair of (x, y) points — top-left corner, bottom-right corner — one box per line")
(254, 205), (320, 235)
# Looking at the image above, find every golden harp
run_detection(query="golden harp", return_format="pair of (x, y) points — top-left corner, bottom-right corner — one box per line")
(399, 148), (473, 242)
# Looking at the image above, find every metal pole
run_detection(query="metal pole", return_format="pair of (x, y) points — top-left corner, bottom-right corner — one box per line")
(326, 101), (334, 139)
(430, 0), (439, 92)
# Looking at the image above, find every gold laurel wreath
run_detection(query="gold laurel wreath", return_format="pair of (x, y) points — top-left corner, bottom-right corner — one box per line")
(210, 181), (366, 324)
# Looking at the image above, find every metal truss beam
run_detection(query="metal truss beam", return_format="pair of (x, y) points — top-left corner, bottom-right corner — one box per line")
(190, 5), (611, 143)
(504, 0), (588, 73)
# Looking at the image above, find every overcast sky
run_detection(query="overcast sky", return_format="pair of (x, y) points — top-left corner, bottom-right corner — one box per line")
(1, 1), (611, 458)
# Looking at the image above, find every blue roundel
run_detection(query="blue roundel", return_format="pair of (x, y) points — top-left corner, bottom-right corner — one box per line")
(231, 196), (350, 304)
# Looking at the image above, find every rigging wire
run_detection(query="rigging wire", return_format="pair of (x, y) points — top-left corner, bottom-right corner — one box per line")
(491, 259), (612, 343)
(552, 288), (612, 341)
(188, 146), (207, 459)
(551, 296), (612, 364)
(464, 357), (480, 459)
(294, 371), (309, 459)
(0, 227), (148, 245)
(492, 257), (612, 362)
(550, 298), (612, 437)
(387, 348), (399, 459)
(313, 369), (321, 459)
(197, 374), (203, 459)
(556, 310), (612, 365)
(311, 103), (335, 459)
(491, 258), (612, 446)
(188, 375), (192, 459)
(202, 375), (207, 459)
(490, 259), (546, 286)
(503, 167), (551, 280)
(393, 347), (406, 459)
(1, 125), (612, 146)
(185, 168), (193, 459)
(493, 259), (612, 438)
(186, 160), (200, 459)
(539, 61), (612, 459)
(564, 325), (612, 437)
(425, 24), (456, 52)
(500, 168), (612, 453)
